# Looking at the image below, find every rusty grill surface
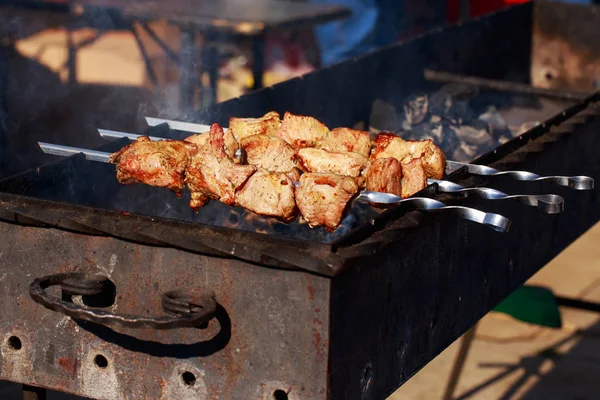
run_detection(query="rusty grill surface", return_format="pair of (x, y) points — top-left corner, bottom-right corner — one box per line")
(1, 2), (600, 400)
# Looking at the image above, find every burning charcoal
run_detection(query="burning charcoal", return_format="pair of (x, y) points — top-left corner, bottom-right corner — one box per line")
(510, 121), (541, 137)
(452, 142), (478, 162)
(369, 99), (401, 135)
(429, 83), (479, 124)
(451, 121), (492, 146)
(405, 119), (443, 144)
(477, 106), (507, 131)
(403, 93), (429, 126)
(439, 122), (461, 156)
(477, 106), (513, 143)
(450, 120), (499, 161)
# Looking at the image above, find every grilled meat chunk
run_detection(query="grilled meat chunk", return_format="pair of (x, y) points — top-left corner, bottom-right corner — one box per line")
(371, 133), (446, 179)
(235, 170), (297, 222)
(296, 148), (367, 177)
(109, 136), (197, 194)
(229, 111), (281, 142)
(185, 128), (239, 160)
(185, 123), (256, 208)
(278, 111), (330, 149)
(239, 134), (299, 179)
(295, 172), (359, 231)
(365, 157), (403, 197)
(318, 127), (372, 158)
(401, 157), (428, 198)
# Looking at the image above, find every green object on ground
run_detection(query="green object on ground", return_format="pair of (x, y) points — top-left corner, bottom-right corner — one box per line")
(493, 285), (562, 328)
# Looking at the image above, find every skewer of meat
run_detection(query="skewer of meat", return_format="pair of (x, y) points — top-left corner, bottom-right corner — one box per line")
(40, 108), (575, 233)
(106, 112), (448, 230)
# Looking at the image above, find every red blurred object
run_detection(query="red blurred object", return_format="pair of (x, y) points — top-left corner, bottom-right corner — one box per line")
(448, 0), (530, 22)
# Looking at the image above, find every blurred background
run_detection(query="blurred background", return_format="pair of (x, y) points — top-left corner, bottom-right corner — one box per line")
(0, 0), (599, 399)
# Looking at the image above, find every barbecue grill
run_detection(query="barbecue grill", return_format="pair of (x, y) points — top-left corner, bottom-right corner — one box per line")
(1, 1), (600, 399)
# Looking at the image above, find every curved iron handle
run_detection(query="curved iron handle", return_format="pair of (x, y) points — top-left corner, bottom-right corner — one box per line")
(429, 179), (565, 214)
(30, 273), (217, 330)
(359, 194), (511, 232)
(446, 160), (594, 190)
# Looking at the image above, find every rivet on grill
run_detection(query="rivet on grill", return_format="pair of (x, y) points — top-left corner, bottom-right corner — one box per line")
(273, 389), (289, 400)
(182, 371), (196, 386)
(94, 354), (108, 369)
(8, 336), (22, 351)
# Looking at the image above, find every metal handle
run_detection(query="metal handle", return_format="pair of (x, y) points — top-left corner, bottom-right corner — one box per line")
(30, 273), (217, 330)
(429, 179), (565, 214)
(446, 160), (594, 190)
(359, 193), (511, 232)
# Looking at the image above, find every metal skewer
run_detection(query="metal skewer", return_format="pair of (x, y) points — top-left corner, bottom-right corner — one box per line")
(37, 141), (512, 232)
(446, 160), (594, 190)
(97, 129), (165, 142)
(358, 193), (511, 232)
(145, 117), (221, 134)
(39, 142), (111, 163)
(428, 179), (564, 214)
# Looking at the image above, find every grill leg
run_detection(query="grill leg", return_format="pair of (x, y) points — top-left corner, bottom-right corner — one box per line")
(441, 324), (477, 400)
(22, 385), (46, 400)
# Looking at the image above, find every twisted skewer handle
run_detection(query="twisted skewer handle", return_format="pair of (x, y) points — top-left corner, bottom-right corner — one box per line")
(429, 179), (564, 214)
(446, 161), (594, 190)
(359, 193), (511, 232)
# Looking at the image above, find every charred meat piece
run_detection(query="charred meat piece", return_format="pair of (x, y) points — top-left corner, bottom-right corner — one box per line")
(229, 111), (281, 142)
(296, 148), (367, 177)
(185, 123), (256, 208)
(365, 157), (403, 197)
(109, 136), (197, 194)
(278, 112), (330, 149)
(371, 133), (446, 179)
(295, 172), (359, 231)
(239, 134), (298, 177)
(317, 127), (372, 158)
(185, 128), (239, 161)
(401, 157), (428, 198)
(235, 170), (297, 223)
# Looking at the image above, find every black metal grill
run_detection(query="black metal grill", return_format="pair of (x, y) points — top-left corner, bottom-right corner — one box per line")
(0, 2), (599, 399)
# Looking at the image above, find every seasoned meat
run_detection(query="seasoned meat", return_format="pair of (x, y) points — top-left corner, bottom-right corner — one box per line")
(235, 170), (297, 223)
(185, 128), (239, 160)
(371, 133), (446, 179)
(365, 157), (403, 197)
(296, 148), (367, 177)
(278, 111), (330, 149)
(109, 136), (197, 194)
(185, 123), (256, 208)
(318, 127), (372, 158)
(401, 157), (428, 198)
(240, 134), (298, 175)
(229, 111), (281, 142)
(295, 172), (359, 231)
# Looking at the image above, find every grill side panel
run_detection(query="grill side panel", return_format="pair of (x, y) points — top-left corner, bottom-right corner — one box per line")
(0, 224), (330, 400)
